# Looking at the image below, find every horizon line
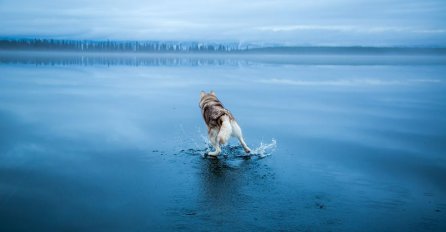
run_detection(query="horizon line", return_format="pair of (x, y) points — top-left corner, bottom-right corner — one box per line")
(1, 37), (446, 49)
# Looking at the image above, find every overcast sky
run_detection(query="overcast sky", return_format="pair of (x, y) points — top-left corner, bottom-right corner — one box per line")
(0, 0), (445, 45)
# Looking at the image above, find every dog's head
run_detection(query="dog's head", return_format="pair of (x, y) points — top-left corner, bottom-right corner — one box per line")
(200, 90), (215, 98)
(199, 90), (217, 109)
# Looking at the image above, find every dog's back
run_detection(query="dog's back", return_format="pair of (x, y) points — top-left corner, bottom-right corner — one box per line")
(199, 91), (251, 156)
(199, 92), (234, 130)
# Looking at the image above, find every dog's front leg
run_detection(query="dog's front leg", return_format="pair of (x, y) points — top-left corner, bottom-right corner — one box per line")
(208, 128), (221, 156)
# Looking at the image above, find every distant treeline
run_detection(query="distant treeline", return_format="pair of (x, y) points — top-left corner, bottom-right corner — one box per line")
(0, 38), (245, 52)
(1, 38), (445, 54)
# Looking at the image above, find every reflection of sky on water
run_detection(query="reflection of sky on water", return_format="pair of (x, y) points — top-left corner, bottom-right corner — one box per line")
(0, 57), (445, 231)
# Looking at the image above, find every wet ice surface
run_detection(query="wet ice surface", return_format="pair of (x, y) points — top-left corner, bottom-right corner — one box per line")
(0, 53), (446, 231)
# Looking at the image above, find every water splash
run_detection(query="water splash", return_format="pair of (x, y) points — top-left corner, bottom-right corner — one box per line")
(203, 138), (277, 159)
(174, 125), (276, 159)
(251, 139), (277, 158)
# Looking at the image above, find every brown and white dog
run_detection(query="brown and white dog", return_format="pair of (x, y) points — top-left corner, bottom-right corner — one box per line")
(199, 91), (251, 157)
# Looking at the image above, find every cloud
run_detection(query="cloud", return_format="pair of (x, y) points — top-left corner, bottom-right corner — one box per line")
(0, 0), (445, 45)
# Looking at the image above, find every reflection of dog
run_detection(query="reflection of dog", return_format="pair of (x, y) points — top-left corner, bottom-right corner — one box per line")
(199, 91), (251, 157)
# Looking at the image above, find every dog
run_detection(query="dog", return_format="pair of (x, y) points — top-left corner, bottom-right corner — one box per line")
(199, 91), (251, 157)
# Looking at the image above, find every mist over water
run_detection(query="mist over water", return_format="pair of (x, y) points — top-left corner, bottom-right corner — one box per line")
(0, 52), (445, 231)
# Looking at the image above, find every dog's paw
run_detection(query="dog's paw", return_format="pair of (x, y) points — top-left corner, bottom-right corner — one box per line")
(244, 148), (251, 154)
(207, 151), (219, 157)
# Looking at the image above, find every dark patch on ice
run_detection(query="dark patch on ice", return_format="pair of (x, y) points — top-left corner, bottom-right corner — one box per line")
(316, 202), (325, 209)
(182, 209), (197, 216)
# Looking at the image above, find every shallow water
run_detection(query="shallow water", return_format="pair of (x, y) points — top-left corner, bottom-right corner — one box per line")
(0, 53), (445, 231)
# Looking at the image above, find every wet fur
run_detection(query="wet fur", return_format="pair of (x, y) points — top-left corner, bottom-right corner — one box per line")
(199, 91), (251, 157)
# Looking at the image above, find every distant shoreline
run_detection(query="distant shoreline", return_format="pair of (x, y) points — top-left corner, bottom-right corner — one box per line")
(2, 50), (445, 66)
(1, 48), (446, 56)
(1, 39), (445, 55)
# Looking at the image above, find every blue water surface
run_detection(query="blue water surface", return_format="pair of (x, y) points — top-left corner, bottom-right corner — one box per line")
(0, 53), (445, 231)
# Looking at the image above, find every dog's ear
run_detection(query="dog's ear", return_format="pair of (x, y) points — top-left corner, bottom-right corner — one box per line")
(200, 91), (206, 98)
(210, 90), (216, 96)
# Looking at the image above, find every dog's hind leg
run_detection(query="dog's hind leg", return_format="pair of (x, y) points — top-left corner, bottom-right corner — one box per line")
(207, 128), (221, 157)
(231, 121), (251, 154)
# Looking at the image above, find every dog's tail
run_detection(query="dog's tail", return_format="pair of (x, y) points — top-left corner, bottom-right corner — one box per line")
(218, 115), (232, 145)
